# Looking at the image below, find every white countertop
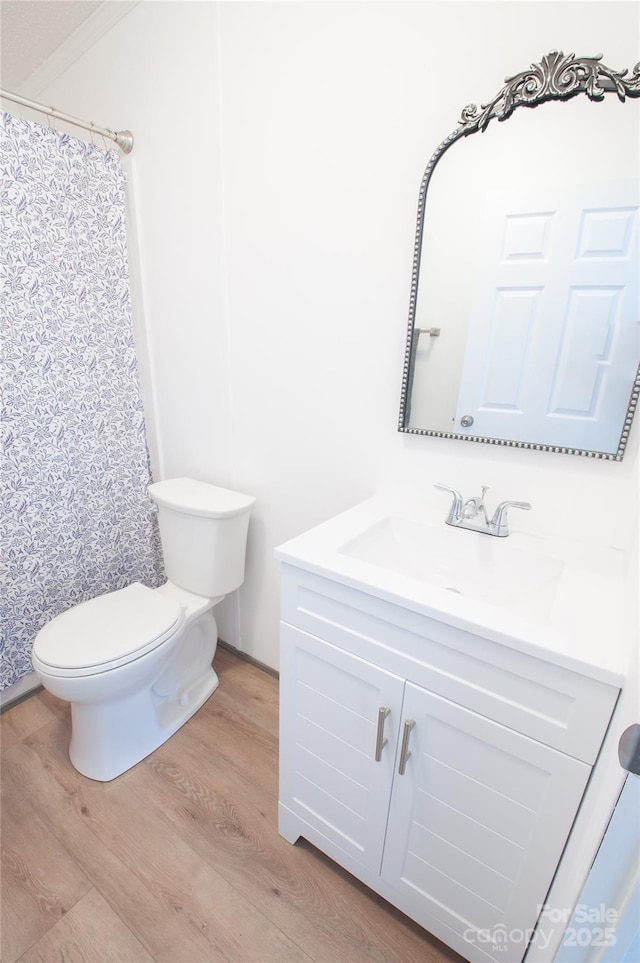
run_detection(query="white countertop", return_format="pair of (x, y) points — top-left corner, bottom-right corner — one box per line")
(275, 495), (631, 688)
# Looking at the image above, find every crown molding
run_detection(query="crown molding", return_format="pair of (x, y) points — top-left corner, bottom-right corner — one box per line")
(19, 1), (139, 98)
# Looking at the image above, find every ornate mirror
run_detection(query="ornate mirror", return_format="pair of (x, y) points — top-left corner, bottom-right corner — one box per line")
(398, 52), (640, 459)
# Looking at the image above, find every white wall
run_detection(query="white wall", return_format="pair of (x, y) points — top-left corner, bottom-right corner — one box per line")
(17, 1), (639, 669)
(217, 0), (639, 665)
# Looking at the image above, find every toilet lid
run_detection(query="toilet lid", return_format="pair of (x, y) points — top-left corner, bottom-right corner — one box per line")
(33, 584), (183, 673)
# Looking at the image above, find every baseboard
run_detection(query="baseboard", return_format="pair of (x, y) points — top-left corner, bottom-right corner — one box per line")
(218, 639), (279, 680)
(0, 671), (43, 713)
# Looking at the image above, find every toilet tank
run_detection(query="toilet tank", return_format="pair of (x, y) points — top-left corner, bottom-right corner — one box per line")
(148, 478), (255, 598)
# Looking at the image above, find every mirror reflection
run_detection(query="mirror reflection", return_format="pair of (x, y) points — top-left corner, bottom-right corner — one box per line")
(399, 52), (640, 459)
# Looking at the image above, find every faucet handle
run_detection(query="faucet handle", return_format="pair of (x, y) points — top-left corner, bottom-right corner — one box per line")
(490, 500), (531, 537)
(434, 483), (463, 523)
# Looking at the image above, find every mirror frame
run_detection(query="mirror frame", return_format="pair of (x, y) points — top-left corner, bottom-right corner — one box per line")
(398, 51), (640, 460)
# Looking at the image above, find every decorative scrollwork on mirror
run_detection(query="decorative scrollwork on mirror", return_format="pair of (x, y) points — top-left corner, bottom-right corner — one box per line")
(398, 52), (640, 460)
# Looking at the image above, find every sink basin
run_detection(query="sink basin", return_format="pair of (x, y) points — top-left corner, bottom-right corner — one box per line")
(275, 494), (628, 686)
(338, 514), (564, 614)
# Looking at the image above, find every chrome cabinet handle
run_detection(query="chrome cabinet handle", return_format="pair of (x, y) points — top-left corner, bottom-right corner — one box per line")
(398, 719), (415, 775)
(375, 707), (390, 761)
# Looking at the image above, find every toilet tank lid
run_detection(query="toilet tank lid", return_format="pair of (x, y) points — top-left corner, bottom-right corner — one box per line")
(148, 478), (255, 518)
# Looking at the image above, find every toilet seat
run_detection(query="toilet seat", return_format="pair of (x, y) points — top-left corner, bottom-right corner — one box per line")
(33, 583), (184, 678)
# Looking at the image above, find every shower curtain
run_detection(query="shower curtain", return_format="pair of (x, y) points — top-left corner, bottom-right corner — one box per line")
(1, 111), (163, 691)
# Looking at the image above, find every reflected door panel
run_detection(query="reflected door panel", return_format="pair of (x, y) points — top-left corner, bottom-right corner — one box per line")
(455, 180), (639, 450)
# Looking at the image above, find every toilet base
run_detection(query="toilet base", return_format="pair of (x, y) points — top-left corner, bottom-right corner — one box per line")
(69, 666), (219, 781)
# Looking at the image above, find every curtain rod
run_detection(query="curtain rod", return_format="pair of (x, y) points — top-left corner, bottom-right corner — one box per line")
(0, 88), (134, 154)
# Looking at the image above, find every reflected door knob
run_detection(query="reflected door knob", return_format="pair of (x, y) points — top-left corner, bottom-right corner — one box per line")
(460, 415), (474, 428)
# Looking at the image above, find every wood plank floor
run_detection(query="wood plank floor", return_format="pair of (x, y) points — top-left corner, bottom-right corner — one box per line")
(1, 646), (465, 963)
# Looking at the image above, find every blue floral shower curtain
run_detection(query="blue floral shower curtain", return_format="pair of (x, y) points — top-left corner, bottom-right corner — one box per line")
(1, 111), (163, 691)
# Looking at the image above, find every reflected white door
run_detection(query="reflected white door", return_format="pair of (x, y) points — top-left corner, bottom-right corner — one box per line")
(455, 180), (639, 451)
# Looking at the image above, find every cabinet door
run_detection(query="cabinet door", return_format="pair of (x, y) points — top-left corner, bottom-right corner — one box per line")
(382, 683), (591, 963)
(279, 624), (404, 874)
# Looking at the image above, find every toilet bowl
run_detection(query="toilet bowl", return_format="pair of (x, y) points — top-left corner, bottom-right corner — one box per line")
(32, 478), (255, 782)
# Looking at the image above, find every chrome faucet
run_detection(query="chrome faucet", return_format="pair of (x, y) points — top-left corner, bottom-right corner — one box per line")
(435, 483), (531, 537)
(461, 485), (490, 526)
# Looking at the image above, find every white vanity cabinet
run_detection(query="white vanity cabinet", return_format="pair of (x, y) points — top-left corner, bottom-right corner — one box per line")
(278, 564), (620, 963)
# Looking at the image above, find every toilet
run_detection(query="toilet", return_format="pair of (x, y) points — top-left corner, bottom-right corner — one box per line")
(32, 477), (255, 782)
